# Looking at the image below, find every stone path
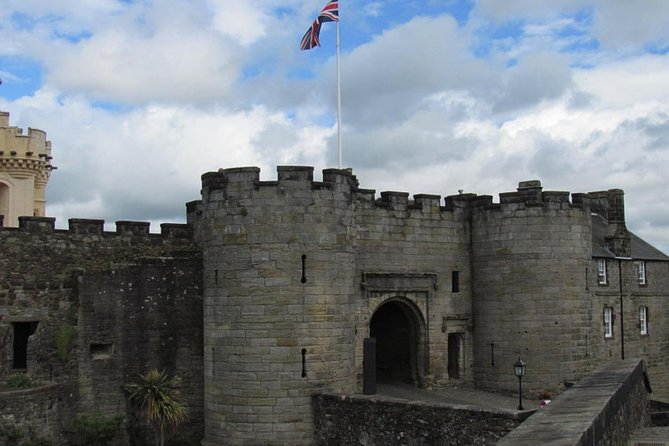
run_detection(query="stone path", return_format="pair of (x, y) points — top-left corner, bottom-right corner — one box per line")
(373, 381), (536, 413)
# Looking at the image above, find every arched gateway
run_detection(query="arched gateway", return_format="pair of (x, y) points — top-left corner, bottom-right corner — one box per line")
(370, 298), (426, 386)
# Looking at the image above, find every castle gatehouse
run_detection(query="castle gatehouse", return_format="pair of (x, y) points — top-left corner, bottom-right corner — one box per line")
(2, 110), (668, 445)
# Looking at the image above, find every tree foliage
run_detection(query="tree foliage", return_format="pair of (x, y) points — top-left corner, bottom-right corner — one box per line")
(125, 369), (187, 446)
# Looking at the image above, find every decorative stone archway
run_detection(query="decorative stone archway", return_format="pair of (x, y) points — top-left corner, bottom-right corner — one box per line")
(358, 272), (435, 388)
(370, 298), (426, 385)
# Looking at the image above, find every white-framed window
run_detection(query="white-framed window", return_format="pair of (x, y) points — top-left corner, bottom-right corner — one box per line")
(597, 259), (608, 285)
(636, 261), (647, 285)
(603, 306), (613, 338)
(639, 306), (648, 335)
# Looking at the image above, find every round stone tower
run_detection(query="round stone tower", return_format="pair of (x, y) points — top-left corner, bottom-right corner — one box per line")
(0, 110), (54, 227)
(470, 181), (593, 393)
(199, 166), (358, 445)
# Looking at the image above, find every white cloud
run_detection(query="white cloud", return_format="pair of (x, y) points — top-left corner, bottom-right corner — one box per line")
(345, 49), (669, 253)
(45, 29), (242, 104)
(592, 0), (669, 48)
(493, 51), (573, 113)
(575, 55), (669, 107)
(207, 0), (270, 46)
(2, 0), (669, 254)
(474, 0), (585, 22)
(473, 0), (669, 54)
(5, 89), (331, 225)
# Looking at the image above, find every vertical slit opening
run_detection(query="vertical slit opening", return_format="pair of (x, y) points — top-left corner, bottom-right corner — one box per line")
(452, 271), (460, 293)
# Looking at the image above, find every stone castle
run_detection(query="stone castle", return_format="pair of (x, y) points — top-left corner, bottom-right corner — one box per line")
(0, 110), (53, 227)
(1, 111), (668, 445)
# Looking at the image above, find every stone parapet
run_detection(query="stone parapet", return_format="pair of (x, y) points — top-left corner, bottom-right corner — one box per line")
(1, 216), (192, 239)
(497, 359), (651, 446)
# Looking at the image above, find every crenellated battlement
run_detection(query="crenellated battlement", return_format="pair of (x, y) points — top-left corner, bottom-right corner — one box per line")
(0, 216), (193, 239)
(0, 111), (54, 175)
(199, 168), (608, 225)
(201, 165), (361, 197)
(485, 180), (590, 212)
(1, 110), (55, 226)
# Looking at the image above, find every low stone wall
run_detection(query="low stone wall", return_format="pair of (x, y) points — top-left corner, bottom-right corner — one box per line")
(0, 384), (66, 444)
(312, 393), (524, 446)
(496, 359), (650, 446)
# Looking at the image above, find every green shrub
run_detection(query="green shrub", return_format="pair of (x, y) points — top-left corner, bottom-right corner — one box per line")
(6, 373), (33, 389)
(56, 324), (76, 361)
(74, 413), (124, 446)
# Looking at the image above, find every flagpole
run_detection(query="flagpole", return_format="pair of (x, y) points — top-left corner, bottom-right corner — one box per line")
(336, 19), (342, 169)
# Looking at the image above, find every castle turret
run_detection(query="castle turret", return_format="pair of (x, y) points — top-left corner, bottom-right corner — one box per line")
(199, 166), (358, 445)
(0, 110), (54, 227)
(470, 181), (594, 393)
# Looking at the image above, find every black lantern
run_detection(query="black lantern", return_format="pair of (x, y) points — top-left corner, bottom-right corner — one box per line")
(514, 357), (526, 410)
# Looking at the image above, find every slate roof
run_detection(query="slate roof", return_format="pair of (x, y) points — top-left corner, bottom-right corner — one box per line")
(591, 214), (669, 261)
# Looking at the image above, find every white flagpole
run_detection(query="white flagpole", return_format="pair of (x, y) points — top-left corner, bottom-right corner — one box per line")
(336, 19), (342, 169)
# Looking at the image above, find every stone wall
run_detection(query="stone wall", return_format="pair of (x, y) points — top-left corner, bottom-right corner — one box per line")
(0, 217), (203, 445)
(312, 393), (523, 445)
(198, 166), (481, 445)
(354, 189), (474, 387)
(590, 258), (669, 400)
(77, 258), (203, 445)
(199, 167), (358, 445)
(3, 165), (669, 445)
(195, 167), (669, 444)
(0, 384), (66, 444)
(470, 186), (593, 393)
(496, 359), (650, 446)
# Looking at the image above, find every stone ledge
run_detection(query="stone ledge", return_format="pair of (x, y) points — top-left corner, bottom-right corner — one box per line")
(497, 359), (650, 446)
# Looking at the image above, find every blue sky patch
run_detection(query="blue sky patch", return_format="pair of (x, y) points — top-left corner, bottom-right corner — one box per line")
(0, 56), (43, 100)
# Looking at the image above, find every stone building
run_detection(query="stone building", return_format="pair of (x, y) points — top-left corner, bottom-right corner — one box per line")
(0, 111), (54, 227)
(1, 111), (668, 445)
(194, 167), (669, 445)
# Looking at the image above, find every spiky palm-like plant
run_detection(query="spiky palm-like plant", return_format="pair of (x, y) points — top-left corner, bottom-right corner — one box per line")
(125, 369), (187, 446)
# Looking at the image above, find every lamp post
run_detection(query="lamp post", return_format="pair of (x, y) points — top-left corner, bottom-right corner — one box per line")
(514, 357), (526, 410)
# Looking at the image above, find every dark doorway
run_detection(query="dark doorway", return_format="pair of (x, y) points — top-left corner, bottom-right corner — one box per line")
(448, 333), (461, 379)
(13, 321), (38, 369)
(370, 301), (415, 384)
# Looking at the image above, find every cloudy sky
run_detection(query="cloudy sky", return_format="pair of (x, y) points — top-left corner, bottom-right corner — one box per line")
(1, 0), (668, 253)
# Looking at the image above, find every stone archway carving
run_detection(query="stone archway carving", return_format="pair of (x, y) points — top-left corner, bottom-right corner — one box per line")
(370, 297), (426, 385)
(360, 273), (435, 387)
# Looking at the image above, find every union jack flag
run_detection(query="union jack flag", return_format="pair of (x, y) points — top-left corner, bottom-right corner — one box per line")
(300, 0), (339, 50)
